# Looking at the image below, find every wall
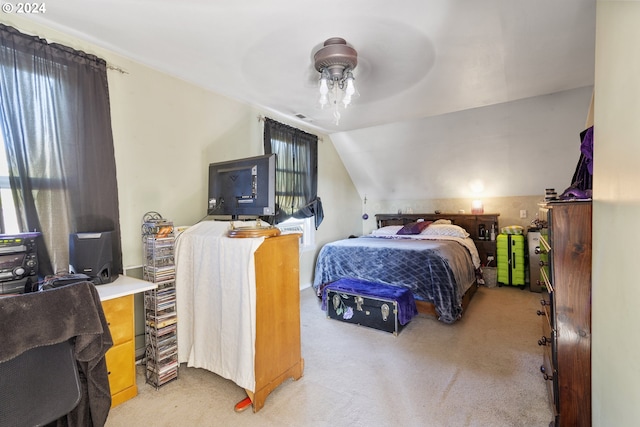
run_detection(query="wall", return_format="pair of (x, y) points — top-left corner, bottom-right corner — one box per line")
(2, 15), (361, 288)
(3, 15), (361, 354)
(592, 2), (640, 425)
(332, 87), (592, 239)
(333, 86), (593, 206)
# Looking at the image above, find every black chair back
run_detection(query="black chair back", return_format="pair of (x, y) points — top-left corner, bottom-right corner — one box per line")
(0, 340), (81, 427)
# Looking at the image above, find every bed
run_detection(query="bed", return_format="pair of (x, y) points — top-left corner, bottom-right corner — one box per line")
(312, 214), (483, 323)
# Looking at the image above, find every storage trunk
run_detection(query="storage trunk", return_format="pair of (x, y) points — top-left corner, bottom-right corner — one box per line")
(326, 290), (403, 335)
(497, 233), (526, 287)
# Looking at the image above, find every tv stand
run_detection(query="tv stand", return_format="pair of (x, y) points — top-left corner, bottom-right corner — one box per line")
(245, 234), (304, 411)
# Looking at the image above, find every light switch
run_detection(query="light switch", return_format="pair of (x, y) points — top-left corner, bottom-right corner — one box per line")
(520, 210), (527, 219)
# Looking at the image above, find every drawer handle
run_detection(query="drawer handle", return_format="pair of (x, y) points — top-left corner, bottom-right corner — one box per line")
(536, 310), (545, 316)
(538, 260), (548, 267)
(534, 246), (542, 254)
(538, 336), (551, 346)
(540, 365), (554, 381)
(540, 299), (550, 307)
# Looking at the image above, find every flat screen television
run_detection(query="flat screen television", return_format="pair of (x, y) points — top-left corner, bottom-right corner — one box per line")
(207, 154), (276, 219)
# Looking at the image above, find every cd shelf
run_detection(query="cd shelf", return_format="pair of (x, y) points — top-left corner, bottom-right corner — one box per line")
(142, 212), (179, 389)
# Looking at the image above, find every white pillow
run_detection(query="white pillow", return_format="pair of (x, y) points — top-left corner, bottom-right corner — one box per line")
(432, 219), (452, 225)
(371, 225), (403, 236)
(421, 223), (469, 238)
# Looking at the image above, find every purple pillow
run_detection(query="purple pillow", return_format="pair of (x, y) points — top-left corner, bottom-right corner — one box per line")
(397, 221), (432, 235)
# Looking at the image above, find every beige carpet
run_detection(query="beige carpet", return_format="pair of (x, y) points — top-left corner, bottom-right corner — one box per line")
(105, 285), (552, 427)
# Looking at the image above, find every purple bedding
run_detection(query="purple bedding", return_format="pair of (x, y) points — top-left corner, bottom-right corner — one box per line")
(312, 236), (477, 323)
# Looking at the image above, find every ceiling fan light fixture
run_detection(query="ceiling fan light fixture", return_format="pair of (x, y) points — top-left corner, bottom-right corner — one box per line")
(313, 37), (359, 125)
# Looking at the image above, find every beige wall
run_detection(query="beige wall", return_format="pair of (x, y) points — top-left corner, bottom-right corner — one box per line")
(2, 15), (362, 289)
(592, 2), (640, 425)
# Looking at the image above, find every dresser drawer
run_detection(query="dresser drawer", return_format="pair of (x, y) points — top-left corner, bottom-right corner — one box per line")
(101, 294), (137, 407)
(105, 340), (137, 406)
(102, 295), (134, 346)
(541, 347), (559, 421)
(105, 340), (135, 393)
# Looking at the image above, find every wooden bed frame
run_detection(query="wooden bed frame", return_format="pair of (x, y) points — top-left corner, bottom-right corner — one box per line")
(375, 212), (493, 319)
(414, 284), (478, 318)
(375, 212), (500, 266)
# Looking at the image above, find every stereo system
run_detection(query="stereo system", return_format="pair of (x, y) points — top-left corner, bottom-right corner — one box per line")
(69, 231), (117, 285)
(0, 232), (39, 295)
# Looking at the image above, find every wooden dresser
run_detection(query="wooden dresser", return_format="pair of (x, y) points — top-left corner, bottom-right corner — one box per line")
(249, 233), (304, 412)
(537, 201), (592, 426)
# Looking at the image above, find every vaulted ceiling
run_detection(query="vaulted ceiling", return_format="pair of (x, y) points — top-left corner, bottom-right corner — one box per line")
(22, 0), (596, 199)
(23, 0), (595, 134)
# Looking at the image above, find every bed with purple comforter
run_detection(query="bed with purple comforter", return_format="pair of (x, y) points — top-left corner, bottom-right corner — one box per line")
(312, 235), (479, 323)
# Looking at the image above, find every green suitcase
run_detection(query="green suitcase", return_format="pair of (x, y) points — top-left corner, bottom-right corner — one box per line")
(497, 233), (526, 287)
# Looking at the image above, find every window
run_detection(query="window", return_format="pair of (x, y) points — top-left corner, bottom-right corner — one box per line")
(263, 118), (324, 246)
(0, 132), (19, 234)
(0, 24), (122, 276)
(276, 216), (315, 251)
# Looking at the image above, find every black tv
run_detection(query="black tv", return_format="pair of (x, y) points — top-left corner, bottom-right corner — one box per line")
(207, 154), (276, 219)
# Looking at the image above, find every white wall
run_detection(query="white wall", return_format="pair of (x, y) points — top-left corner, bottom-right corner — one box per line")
(2, 14), (362, 289)
(592, 2), (640, 425)
(332, 86), (593, 203)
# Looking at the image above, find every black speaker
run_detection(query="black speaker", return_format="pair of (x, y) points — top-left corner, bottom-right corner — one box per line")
(69, 232), (116, 285)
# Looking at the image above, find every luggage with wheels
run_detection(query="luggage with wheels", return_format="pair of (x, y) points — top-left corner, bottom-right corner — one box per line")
(497, 233), (525, 288)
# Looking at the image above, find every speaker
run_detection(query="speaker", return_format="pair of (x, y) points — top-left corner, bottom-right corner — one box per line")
(69, 232), (116, 285)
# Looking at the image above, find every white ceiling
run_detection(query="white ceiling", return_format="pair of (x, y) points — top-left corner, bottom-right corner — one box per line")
(21, 0), (596, 202)
(23, 0), (595, 135)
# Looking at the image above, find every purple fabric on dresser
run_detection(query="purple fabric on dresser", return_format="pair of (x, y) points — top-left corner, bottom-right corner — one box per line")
(321, 278), (418, 325)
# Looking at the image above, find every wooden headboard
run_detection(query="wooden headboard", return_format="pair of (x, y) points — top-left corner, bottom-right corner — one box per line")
(375, 213), (500, 265)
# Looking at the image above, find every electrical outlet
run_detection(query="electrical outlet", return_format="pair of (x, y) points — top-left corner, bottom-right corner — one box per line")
(520, 209), (527, 219)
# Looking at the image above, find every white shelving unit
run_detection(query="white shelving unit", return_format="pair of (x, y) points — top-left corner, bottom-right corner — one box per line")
(142, 212), (178, 388)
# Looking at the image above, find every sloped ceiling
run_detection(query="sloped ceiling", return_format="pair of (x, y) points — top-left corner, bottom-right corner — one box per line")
(20, 0), (596, 199)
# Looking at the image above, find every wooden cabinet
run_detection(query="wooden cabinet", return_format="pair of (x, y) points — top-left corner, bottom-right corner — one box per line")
(248, 233), (304, 412)
(537, 201), (592, 426)
(102, 294), (137, 407)
(375, 213), (500, 265)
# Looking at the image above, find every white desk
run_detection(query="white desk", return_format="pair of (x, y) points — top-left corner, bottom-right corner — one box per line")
(96, 275), (156, 301)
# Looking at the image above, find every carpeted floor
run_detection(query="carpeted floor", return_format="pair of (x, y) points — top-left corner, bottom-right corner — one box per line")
(105, 285), (552, 427)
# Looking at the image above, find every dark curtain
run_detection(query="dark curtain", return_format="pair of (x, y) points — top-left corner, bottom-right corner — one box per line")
(0, 24), (122, 277)
(263, 118), (324, 228)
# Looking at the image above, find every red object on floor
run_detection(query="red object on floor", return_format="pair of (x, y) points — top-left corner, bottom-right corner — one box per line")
(234, 396), (252, 413)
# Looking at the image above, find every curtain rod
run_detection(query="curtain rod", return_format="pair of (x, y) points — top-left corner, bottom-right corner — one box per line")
(257, 115), (323, 142)
(107, 64), (128, 74)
